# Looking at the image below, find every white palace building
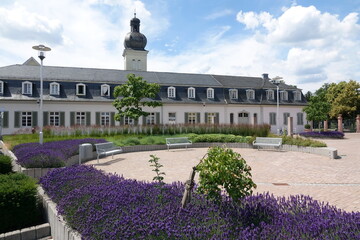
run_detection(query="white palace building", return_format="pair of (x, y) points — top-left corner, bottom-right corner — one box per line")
(0, 16), (307, 135)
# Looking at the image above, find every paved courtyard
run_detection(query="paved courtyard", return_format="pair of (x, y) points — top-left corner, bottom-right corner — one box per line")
(86, 133), (360, 213)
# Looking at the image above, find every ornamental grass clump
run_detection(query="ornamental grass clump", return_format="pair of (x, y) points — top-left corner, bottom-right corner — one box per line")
(40, 165), (360, 239)
(13, 138), (107, 168)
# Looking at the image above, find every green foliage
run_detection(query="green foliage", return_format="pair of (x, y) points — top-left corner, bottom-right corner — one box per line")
(281, 135), (327, 147)
(304, 123), (311, 129)
(122, 137), (141, 146)
(148, 155), (165, 184)
(112, 73), (162, 121)
(325, 80), (360, 119)
(197, 146), (256, 203)
(190, 134), (251, 143)
(0, 173), (43, 233)
(303, 94), (331, 123)
(0, 155), (13, 174)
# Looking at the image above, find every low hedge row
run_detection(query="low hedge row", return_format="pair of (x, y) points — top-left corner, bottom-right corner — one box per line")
(0, 173), (44, 233)
(0, 155), (12, 174)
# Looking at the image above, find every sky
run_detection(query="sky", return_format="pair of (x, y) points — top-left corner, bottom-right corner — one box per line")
(0, 0), (359, 93)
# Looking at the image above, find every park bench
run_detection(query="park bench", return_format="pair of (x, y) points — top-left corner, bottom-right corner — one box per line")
(252, 137), (282, 150)
(166, 137), (192, 150)
(95, 142), (123, 163)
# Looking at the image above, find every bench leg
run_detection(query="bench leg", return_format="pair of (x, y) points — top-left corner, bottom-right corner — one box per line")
(97, 154), (99, 164)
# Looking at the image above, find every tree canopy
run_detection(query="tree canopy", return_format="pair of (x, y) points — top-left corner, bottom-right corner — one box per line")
(112, 74), (162, 122)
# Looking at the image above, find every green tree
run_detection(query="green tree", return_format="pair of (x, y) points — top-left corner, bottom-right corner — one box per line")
(303, 94), (331, 129)
(112, 74), (162, 122)
(196, 146), (256, 203)
(325, 80), (360, 119)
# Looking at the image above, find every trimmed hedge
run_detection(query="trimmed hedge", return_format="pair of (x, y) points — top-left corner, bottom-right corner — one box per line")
(0, 173), (44, 233)
(190, 134), (252, 143)
(0, 155), (12, 174)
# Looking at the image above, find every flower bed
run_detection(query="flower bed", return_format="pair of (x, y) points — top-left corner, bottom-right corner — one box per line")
(40, 165), (360, 239)
(12, 138), (107, 168)
(299, 131), (345, 139)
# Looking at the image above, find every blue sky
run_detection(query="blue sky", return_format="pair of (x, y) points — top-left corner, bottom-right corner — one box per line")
(0, 0), (359, 92)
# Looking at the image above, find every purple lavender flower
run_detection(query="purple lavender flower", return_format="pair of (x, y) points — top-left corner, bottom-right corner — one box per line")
(299, 131), (344, 139)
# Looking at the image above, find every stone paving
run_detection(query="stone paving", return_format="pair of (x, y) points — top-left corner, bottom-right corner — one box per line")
(86, 133), (360, 213)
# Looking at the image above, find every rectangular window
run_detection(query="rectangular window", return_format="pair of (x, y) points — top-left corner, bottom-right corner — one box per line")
(50, 83), (60, 95)
(269, 112), (276, 125)
(229, 89), (238, 99)
(246, 90), (255, 100)
(168, 112), (176, 123)
(207, 113), (216, 124)
(207, 88), (214, 99)
(0, 81), (3, 94)
(76, 84), (86, 96)
(49, 112), (60, 126)
(188, 112), (196, 124)
(22, 82), (32, 95)
(124, 117), (134, 125)
(146, 112), (156, 125)
(283, 113), (290, 125)
(294, 91), (302, 101)
(101, 112), (110, 126)
(188, 88), (195, 99)
(76, 112), (86, 125)
(280, 91), (288, 101)
(21, 112), (32, 127)
(101, 85), (110, 97)
(266, 90), (274, 100)
(297, 112), (304, 125)
(168, 87), (176, 98)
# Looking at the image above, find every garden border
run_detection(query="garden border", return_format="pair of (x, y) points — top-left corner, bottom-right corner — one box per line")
(0, 140), (338, 240)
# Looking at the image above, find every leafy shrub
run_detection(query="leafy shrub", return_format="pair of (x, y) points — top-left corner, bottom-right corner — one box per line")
(281, 135), (327, 147)
(196, 146), (256, 203)
(0, 155), (13, 174)
(122, 137), (141, 146)
(40, 165), (360, 239)
(299, 131), (345, 139)
(13, 138), (107, 168)
(0, 173), (44, 233)
(191, 134), (251, 143)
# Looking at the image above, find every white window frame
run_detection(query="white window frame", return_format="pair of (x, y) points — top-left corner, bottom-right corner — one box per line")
(229, 89), (238, 100)
(76, 112), (86, 125)
(188, 112), (196, 124)
(124, 117), (134, 125)
(266, 90), (274, 100)
(50, 82), (60, 95)
(146, 112), (156, 125)
(22, 81), (32, 95)
(76, 83), (86, 96)
(207, 112), (216, 124)
(101, 84), (110, 97)
(207, 88), (214, 99)
(167, 86), (176, 98)
(280, 91), (288, 101)
(294, 91), (302, 101)
(0, 80), (3, 94)
(21, 112), (32, 127)
(188, 87), (195, 99)
(168, 112), (176, 124)
(101, 112), (110, 126)
(49, 112), (60, 126)
(246, 89), (255, 100)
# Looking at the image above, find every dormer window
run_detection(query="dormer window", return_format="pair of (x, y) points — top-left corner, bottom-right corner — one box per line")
(50, 82), (60, 95)
(22, 81), (32, 95)
(101, 84), (110, 97)
(207, 88), (214, 99)
(280, 91), (288, 101)
(76, 83), (86, 96)
(167, 86), (176, 98)
(188, 87), (195, 99)
(266, 90), (274, 100)
(294, 91), (302, 101)
(246, 89), (255, 100)
(0, 81), (3, 94)
(229, 89), (238, 100)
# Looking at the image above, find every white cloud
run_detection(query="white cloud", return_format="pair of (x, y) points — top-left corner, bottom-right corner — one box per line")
(205, 9), (233, 20)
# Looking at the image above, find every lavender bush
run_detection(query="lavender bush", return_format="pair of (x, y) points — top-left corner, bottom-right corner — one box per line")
(13, 138), (107, 168)
(41, 165), (360, 239)
(299, 131), (345, 139)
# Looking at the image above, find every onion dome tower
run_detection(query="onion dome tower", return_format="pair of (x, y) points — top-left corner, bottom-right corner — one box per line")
(123, 13), (148, 71)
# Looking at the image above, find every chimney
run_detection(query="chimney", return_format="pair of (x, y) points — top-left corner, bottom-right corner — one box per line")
(262, 73), (269, 80)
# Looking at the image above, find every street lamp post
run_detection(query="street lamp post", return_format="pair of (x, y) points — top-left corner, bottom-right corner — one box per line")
(271, 76), (282, 135)
(32, 44), (51, 144)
